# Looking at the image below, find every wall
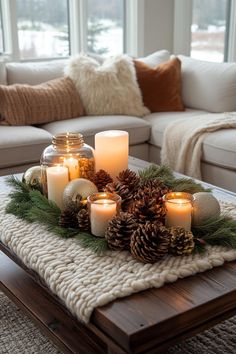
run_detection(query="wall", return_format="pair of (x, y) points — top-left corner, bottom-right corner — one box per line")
(141, 0), (175, 56)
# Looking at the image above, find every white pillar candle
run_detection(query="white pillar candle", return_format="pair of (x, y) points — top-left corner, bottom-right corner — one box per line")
(95, 130), (129, 180)
(165, 198), (192, 231)
(64, 156), (79, 180)
(46, 166), (69, 209)
(90, 199), (117, 237)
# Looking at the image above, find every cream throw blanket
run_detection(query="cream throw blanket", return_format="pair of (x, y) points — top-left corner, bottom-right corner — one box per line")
(161, 112), (236, 179)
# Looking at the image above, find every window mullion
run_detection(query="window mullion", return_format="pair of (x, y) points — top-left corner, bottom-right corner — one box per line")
(79, 0), (87, 53)
(227, 0), (236, 62)
(173, 0), (193, 56)
(2, 0), (19, 60)
(126, 0), (145, 57)
(69, 0), (80, 55)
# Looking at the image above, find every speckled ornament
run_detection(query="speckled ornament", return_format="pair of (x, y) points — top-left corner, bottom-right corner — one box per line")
(22, 166), (42, 188)
(63, 178), (98, 208)
(192, 192), (221, 226)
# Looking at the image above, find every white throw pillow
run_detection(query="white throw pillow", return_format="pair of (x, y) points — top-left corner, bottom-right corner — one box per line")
(179, 55), (236, 113)
(66, 54), (150, 117)
(137, 49), (170, 67)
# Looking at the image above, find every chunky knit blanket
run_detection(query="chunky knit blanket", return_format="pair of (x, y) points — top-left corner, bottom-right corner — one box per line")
(161, 112), (236, 179)
(0, 192), (236, 324)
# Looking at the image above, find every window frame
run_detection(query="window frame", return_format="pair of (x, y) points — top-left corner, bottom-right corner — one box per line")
(0, 0), (135, 62)
(174, 0), (235, 62)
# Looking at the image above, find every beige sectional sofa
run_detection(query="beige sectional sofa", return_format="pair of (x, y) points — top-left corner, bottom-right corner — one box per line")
(0, 52), (235, 192)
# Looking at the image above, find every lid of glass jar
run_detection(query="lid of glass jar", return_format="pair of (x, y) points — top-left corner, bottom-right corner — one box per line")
(52, 133), (84, 148)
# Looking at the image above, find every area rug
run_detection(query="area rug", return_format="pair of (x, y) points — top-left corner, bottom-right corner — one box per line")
(1, 290), (236, 354)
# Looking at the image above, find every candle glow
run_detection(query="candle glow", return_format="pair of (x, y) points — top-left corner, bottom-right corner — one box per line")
(163, 192), (194, 231)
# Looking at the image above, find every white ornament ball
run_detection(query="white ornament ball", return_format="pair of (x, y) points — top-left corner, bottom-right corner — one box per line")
(63, 178), (98, 207)
(192, 192), (221, 226)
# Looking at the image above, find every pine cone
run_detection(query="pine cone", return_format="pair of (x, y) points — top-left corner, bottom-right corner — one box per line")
(105, 182), (132, 211)
(105, 212), (138, 251)
(169, 227), (195, 256)
(59, 206), (79, 228)
(129, 179), (169, 224)
(92, 169), (113, 192)
(130, 222), (171, 263)
(77, 208), (90, 231)
(117, 169), (140, 190)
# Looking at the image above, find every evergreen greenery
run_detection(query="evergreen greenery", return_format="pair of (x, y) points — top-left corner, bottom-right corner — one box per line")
(5, 165), (236, 256)
(139, 164), (211, 193)
(5, 176), (108, 254)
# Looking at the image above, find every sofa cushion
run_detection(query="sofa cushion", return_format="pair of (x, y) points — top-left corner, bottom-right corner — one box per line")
(0, 77), (84, 126)
(6, 59), (69, 85)
(145, 110), (236, 171)
(179, 55), (236, 113)
(40, 115), (151, 147)
(134, 57), (184, 112)
(137, 50), (170, 67)
(0, 126), (52, 168)
(66, 55), (149, 117)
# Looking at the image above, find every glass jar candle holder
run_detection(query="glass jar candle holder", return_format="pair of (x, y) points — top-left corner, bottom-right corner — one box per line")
(40, 132), (95, 197)
(163, 192), (194, 231)
(87, 192), (121, 237)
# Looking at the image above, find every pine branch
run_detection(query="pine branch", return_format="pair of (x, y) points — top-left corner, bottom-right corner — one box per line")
(139, 164), (210, 193)
(76, 233), (108, 254)
(5, 175), (31, 193)
(29, 190), (61, 218)
(139, 164), (174, 181)
(170, 178), (210, 193)
(192, 216), (236, 249)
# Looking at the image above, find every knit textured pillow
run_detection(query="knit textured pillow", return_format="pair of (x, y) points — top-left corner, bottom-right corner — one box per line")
(0, 77), (84, 126)
(66, 54), (150, 117)
(134, 57), (185, 112)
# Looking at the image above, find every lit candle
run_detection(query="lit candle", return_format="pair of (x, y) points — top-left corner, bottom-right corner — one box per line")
(87, 192), (121, 237)
(46, 166), (69, 209)
(64, 156), (79, 180)
(95, 130), (129, 180)
(163, 192), (194, 231)
(90, 199), (117, 237)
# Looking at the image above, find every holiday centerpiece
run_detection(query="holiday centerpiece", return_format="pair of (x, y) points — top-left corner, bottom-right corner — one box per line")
(5, 130), (236, 263)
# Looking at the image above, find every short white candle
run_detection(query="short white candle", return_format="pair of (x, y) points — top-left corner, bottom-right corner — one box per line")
(64, 156), (79, 180)
(46, 166), (69, 209)
(165, 198), (192, 231)
(90, 199), (117, 237)
(95, 130), (129, 180)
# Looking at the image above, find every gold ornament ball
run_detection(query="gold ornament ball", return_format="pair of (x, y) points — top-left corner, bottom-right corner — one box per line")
(22, 166), (42, 188)
(192, 192), (221, 226)
(63, 178), (98, 208)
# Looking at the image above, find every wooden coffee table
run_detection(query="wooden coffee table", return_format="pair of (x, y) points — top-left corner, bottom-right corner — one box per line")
(1, 157), (236, 354)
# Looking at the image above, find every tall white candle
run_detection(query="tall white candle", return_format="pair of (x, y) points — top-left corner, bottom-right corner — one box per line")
(165, 198), (192, 231)
(90, 199), (117, 237)
(64, 156), (79, 180)
(95, 130), (129, 180)
(46, 166), (69, 209)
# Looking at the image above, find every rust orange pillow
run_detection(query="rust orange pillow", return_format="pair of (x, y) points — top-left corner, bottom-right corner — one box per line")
(0, 77), (84, 126)
(134, 57), (185, 112)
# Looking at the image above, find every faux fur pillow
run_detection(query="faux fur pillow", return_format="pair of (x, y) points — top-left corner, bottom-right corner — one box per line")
(0, 77), (84, 126)
(66, 55), (149, 117)
(134, 57), (185, 112)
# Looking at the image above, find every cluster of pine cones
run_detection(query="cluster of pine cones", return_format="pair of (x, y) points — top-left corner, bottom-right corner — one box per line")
(59, 168), (195, 264)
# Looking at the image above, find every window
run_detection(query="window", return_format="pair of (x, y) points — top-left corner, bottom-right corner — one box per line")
(0, 3), (4, 53)
(191, 0), (230, 62)
(0, 0), (127, 61)
(86, 0), (125, 57)
(16, 0), (70, 60)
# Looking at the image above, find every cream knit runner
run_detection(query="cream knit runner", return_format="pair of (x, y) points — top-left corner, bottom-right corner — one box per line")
(1, 192), (236, 324)
(161, 112), (236, 179)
